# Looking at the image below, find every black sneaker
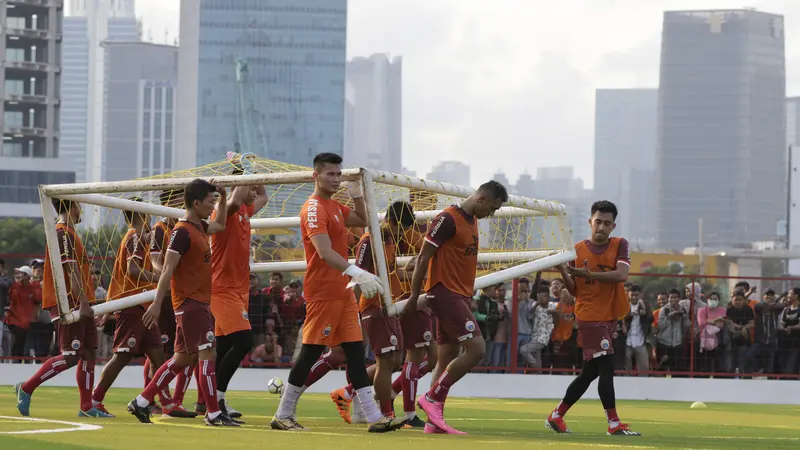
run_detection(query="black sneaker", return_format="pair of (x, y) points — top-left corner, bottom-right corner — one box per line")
(219, 399), (245, 424)
(404, 415), (427, 428)
(205, 413), (241, 427)
(127, 399), (152, 424)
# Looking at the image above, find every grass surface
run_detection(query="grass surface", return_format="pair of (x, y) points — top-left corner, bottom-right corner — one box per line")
(1, 386), (798, 449)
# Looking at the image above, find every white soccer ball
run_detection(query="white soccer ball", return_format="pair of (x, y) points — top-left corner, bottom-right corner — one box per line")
(267, 377), (284, 395)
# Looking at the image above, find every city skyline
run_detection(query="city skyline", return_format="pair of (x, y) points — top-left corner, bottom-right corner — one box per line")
(132, 0), (800, 188)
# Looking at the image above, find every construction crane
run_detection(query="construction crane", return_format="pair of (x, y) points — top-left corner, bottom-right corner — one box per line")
(234, 58), (269, 160)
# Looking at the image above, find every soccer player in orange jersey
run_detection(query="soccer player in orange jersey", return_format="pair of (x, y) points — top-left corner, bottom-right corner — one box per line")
(404, 180), (508, 435)
(328, 201), (415, 423)
(91, 199), (178, 417)
(149, 189), (203, 416)
(270, 152), (404, 432)
(210, 165), (267, 420)
(545, 200), (640, 436)
(14, 199), (101, 417)
(128, 179), (239, 426)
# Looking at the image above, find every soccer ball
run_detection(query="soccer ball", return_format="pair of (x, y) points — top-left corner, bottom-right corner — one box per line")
(267, 377), (284, 395)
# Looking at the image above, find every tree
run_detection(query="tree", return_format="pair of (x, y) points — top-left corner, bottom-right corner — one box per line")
(0, 218), (46, 255)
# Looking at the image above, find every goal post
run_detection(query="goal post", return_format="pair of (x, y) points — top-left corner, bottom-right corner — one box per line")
(40, 155), (575, 324)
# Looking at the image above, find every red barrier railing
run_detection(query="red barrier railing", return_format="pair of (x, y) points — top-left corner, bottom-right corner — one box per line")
(3, 271), (800, 380)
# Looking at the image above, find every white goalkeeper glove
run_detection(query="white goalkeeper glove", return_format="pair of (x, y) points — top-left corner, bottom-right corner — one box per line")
(343, 181), (363, 199)
(344, 265), (384, 298)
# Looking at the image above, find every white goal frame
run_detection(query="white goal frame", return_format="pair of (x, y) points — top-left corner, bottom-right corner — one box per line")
(39, 168), (576, 324)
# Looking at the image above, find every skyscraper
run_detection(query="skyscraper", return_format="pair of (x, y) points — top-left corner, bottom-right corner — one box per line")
(345, 54), (402, 173)
(103, 41), (178, 181)
(426, 161), (471, 187)
(657, 9), (786, 249)
(594, 89), (658, 246)
(0, 0), (74, 218)
(177, 0), (347, 169)
(61, 0), (138, 183)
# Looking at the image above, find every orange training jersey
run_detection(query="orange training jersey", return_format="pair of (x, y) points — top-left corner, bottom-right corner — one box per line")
(572, 237), (630, 322)
(424, 206), (479, 297)
(149, 220), (173, 259)
(354, 231), (402, 311)
(168, 220), (212, 310)
(108, 228), (157, 306)
(211, 204), (255, 294)
(42, 221), (96, 310)
(300, 195), (353, 302)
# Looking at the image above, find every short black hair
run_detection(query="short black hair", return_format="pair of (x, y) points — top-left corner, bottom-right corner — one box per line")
(184, 179), (217, 209)
(552, 277), (563, 284)
(630, 284), (642, 293)
(518, 277), (529, 285)
(537, 285), (550, 295)
(477, 180), (509, 203)
(590, 200), (618, 221)
(313, 152), (343, 171)
(732, 289), (746, 298)
(270, 272), (283, 281)
(0, 258), (5, 267)
(734, 281), (750, 291)
(708, 291), (721, 299)
(668, 288), (681, 297)
(123, 197), (144, 223)
(51, 198), (74, 215)
(386, 200), (415, 228)
(160, 189), (184, 207)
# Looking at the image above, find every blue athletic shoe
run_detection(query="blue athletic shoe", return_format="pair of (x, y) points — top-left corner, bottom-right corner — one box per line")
(14, 382), (31, 417)
(79, 407), (115, 418)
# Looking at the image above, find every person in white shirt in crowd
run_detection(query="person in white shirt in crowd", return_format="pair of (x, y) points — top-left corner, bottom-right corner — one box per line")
(621, 284), (649, 375)
(520, 285), (557, 368)
(658, 289), (690, 372)
(506, 277), (535, 370)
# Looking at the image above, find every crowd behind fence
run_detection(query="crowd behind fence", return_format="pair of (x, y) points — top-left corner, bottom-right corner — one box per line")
(2, 252), (800, 379)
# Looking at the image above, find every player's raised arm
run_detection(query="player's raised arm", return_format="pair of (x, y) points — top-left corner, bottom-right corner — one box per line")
(253, 184), (268, 213)
(225, 185), (252, 217)
(557, 264), (576, 296)
(343, 181), (368, 227)
(206, 185), (228, 235)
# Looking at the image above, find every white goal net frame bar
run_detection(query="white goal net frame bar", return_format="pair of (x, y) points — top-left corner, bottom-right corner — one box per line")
(39, 168), (576, 324)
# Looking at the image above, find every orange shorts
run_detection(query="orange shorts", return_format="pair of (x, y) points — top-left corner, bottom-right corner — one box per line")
(303, 298), (362, 347)
(211, 291), (250, 337)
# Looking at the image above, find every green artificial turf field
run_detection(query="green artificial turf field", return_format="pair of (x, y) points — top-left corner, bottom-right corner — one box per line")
(1, 386), (798, 449)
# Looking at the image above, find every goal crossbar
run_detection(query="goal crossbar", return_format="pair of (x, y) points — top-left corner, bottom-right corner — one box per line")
(54, 193), (544, 229)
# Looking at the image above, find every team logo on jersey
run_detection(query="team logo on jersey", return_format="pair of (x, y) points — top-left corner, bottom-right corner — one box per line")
(465, 321), (476, 332)
(389, 335), (398, 346)
(127, 337), (137, 348)
(206, 331), (215, 343)
(242, 311), (249, 320)
(423, 331), (432, 342)
(71, 339), (81, 350)
(161, 334), (169, 344)
(322, 325), (332, 337)
(600, 338), (610, 350)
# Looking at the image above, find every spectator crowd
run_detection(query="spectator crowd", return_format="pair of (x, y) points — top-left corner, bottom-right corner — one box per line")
(4, 254), (800, 378)
(473, 277), (800, 377)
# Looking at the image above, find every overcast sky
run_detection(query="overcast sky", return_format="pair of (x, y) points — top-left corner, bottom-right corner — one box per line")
(135, 0), (800, 189)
